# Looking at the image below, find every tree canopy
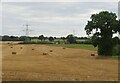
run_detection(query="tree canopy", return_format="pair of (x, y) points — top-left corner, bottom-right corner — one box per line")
(48, 36), (54, 42)
(66, 34), (76, 44)
(39, 35), (45, 41)
(85, 11), (120, 56)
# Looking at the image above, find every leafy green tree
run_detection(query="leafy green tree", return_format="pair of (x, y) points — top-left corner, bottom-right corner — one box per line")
(61, 37), (66, 43)
(85, 11), (119, 56)
(66, 34), (76, 44)
(54, 37), (57, 39)
(19, 36), (27, 41)
(117, 20), (120, 38)
(49, 36), (54, 42)
(10, 36), (19, 41)
(61, 37), (66, 40)
(44, 37), (48, 40)
(39, 35), (45, 41)
(2, 35), (10, 41)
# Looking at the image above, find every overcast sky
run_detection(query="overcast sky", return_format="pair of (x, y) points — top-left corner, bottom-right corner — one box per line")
(1, 2), (118, 37)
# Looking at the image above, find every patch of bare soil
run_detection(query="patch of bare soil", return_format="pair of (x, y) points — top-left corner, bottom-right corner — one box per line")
(2, 44), (118, 81)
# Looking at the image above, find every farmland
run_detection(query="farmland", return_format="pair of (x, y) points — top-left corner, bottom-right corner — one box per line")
(2, 42), (118, 81)
(48, 44), (97, 51)
(1, 2), (120, 82)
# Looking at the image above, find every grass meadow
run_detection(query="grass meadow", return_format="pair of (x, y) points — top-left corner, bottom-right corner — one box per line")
(48, 44), (97, 51)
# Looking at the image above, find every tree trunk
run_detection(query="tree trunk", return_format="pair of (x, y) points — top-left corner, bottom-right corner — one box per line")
(98, 37), (113, 56)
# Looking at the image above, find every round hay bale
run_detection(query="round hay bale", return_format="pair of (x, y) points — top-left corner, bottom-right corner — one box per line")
(74, 78), (79, 81)
(50, 50), (53, 52)
(62, 47), (66, 49)
(10, 47), (13, 48)
(32, 49), (34, 50)
(12, 52), (16, 54)
(43, 53), (48, 55)
(20, 47), (23, 49)
(91, 54), (95, 56)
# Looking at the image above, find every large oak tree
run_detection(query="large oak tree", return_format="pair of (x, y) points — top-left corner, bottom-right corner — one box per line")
(85, 11), (120, 56)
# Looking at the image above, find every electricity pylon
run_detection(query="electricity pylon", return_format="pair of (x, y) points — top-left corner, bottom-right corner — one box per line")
(22, 24), (30, 37)
(22, 24), (33, 41)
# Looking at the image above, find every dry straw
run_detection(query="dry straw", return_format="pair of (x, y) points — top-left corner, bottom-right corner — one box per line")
(50, 50), (53, 52)
(43, 53), (48, 55)
(12, 52), (16, 54)
(62, 47), (66, 49)
(91, 54), (95, 56)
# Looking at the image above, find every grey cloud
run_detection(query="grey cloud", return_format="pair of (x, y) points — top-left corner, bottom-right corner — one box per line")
(2, 2), (118, 37)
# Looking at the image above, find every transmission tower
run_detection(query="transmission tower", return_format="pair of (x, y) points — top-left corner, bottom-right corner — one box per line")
(22, 24), (33, 37)
(22, 24), (33, 41)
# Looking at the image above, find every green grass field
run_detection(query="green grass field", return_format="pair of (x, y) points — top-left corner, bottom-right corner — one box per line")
(48, 44), (97, 51)
(112, 56), (120, 60)
(48, 44), (119, 60)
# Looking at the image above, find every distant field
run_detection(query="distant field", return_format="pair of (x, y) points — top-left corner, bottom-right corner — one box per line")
(48, 44), (97, 51)
(31, 39), (89, 44)
(31, 39), (96, 51)
(31, 39), (88, 42)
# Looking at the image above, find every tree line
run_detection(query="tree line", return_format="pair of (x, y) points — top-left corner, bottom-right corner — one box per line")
(0, 35), (89, 43)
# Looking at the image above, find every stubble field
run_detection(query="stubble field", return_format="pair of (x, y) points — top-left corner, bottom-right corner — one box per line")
(2, 43), (118, 81)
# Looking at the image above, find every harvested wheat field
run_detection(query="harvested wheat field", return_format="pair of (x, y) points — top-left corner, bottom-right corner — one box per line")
(2, 43), (118, 81)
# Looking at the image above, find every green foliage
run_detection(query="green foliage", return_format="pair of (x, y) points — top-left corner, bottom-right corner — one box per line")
(19, 36), (27, 41)
(91, 35), (99, 47)
(113, 37), (120, 46)
(1, 35), (91, 45)
(48, 37), (54, 42)
(112, 56), (120, 60)
(113, 44), (120, 56)
(31, 38), (91, 45)
(48, 44), (97, 51)
(66, 34), (77, 44)
(39, 35), (45, 41)
(98, 37), (114, 55)
(2, 35), (19, 41)
(85, 11), (119, 56)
